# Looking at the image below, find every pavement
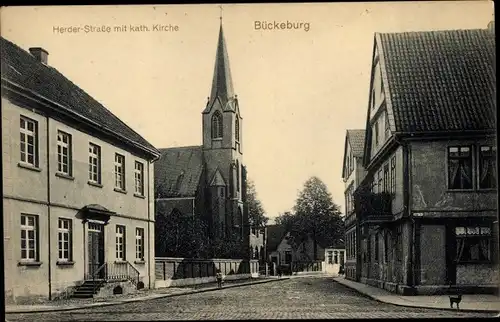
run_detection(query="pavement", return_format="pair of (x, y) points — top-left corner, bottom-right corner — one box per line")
(6, 275), (495, 320)
(333, 276), (500, 313)
(5, 276), (291, 314)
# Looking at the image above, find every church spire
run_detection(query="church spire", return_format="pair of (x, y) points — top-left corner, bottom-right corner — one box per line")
(209, 16), (235, 107)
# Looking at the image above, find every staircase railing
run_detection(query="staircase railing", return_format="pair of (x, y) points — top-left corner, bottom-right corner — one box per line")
(88, 261), (141, 296)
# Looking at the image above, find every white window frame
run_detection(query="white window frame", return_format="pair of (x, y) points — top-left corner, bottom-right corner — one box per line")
(114, 153), (126, 190)
(134, 161), (144, 195)
(116, 225), (126, 261)
(20, 116), (38, 167)
(57, 131), (72, 176)
(21, 214), (38, 261)
(58, 218), (72, 262)
(135, 227), (144, 261)
(88, 143), (101, 184)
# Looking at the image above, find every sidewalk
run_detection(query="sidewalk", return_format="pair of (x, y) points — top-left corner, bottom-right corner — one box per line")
(333, 276), (500, 313)
(5, 276), (290, 314)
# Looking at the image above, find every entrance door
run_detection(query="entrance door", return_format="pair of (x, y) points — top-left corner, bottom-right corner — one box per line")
(87, 222), (105, 279)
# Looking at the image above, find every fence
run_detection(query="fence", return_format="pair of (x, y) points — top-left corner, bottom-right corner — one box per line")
(155, 258), (259, 288)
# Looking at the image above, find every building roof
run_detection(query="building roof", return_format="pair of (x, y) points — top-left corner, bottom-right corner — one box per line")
(154, 146), (204, 198)
(265, 224), (288, 252)
(378, 28), (496, 133)
(203, 23), (238, 114)
(0, 37), (160, 158)
(347, 129), (366, 157)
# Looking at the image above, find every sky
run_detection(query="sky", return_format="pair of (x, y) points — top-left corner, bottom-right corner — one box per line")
(1, 2), (494, 223)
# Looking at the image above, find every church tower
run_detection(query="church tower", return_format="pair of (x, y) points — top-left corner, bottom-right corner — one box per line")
(202, 19), (245, 243)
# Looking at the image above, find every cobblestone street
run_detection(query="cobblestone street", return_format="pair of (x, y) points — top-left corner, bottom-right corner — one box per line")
(6, 276), (497, 320)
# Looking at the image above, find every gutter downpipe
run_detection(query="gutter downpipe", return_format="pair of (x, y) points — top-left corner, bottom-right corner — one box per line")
(394, 134), (414, 294)
(148, 153), (160, 290)
(47, 116), (52, 300)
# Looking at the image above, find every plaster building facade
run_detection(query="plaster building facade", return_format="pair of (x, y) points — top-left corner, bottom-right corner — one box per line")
(2, 37), (160, 303)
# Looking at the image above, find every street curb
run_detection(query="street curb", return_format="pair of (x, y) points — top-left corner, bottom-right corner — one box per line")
(6, 277), (291, 314)
(332, 279), (500, 314)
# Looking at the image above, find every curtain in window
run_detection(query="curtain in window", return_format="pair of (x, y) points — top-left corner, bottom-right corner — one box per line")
(460, 161), (472, 188)
(449, 160), (460, 187)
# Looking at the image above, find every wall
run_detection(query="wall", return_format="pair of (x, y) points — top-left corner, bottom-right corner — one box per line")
(419, 225), (446, 285)
(409, 139), (497, 214)
(2, 97), (156, 303)
(154, 258), (259, 288)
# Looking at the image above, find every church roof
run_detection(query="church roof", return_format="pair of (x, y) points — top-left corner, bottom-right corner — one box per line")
(346, 129), (366, 158)
(154, 146), (204, 198)
(0, 37), (159, 159)
(377, 28), (496, 133)
(203, 23), (237, 113)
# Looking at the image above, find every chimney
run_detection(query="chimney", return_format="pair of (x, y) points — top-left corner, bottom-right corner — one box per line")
(29, 47), (49, 64)
(487, 20), (495, 33)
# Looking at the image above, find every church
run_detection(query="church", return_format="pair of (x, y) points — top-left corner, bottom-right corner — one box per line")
(154, 21), (250, 259)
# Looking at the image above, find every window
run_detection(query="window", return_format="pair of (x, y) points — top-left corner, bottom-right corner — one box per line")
(20, 116), (38, 166)
(116, 225), (126, 260)
(456, 226), (491, 263)
(134, 161), (144, 195)
(57, 131), (72, 175)
(175, 171), (184, 191)
(211, 111), (223, 139)
(371, 89), (375, 110)
(383, 164), (389, 192)
(384, 232), (389, 262)
(384, 113), (390, 139)
(448, 146), (473, 190)
(374, 234), (379, 261)
(284, 251), (292, 264)
(235, 117), (240, 142)
(353, 231), (356, 257)
(390, 156), (396, 194)
(219, 187), (225, 198)
(339, 251), (345, 264)
(236, 160), (240, 192)
(334, 251), (339, 264)
(88, 143), (101, 184)
(58, 218), (72, 262)
(377, 169), (383, 192)
(135, 228), (144, 261)
(374, 121), (379, 146)
(21, 214), (38, 261)
(114, 153), (126, 190)
(479, 146), (496, 189)
(327, 251), (333, 264)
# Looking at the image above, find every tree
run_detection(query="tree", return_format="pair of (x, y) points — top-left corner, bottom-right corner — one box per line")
(155, 203), (210, 258)
(278, 176), (345, 260)
(246, 179), (269, 228)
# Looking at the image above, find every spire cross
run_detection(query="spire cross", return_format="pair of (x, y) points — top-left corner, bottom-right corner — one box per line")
(219, 5), (223, 22)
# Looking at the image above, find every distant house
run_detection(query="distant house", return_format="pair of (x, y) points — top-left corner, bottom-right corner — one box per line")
(324, 244), (346, 276)
(2, 37), (160, 303)
(354, 24), (496, 295)
(341, 129), (367, 281)
(266, 224), (329, 272)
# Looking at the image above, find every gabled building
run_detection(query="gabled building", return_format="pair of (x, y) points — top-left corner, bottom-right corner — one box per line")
(341, 129), (366, 281)
(2, 37), (160, 303)
(154, 21), (254, 259)
(355, 24), (497, 295)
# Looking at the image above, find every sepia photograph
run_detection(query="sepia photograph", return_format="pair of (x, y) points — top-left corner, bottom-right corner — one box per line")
(1, 1), (498, 320)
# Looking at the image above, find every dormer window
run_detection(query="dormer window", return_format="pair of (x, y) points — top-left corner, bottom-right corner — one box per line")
(211, 111), (223, 139)
(175, 171), (185, 191)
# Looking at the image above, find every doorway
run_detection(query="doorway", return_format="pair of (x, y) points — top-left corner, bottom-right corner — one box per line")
(87, 222), (105, 280)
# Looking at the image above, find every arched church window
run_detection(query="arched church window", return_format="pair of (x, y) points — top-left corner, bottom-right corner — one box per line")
(235, 117), (240, 142)
(236, 160), (240, 192)
(211, 111), (223, 139)
(175, 171), (184, 192)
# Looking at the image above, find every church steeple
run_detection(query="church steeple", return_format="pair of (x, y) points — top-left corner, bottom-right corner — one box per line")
(205, 21), (235, 112)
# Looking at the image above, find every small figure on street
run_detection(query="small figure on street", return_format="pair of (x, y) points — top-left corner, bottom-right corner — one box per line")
(216, 269), (223, 289)
(277, 265), (282, 279)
